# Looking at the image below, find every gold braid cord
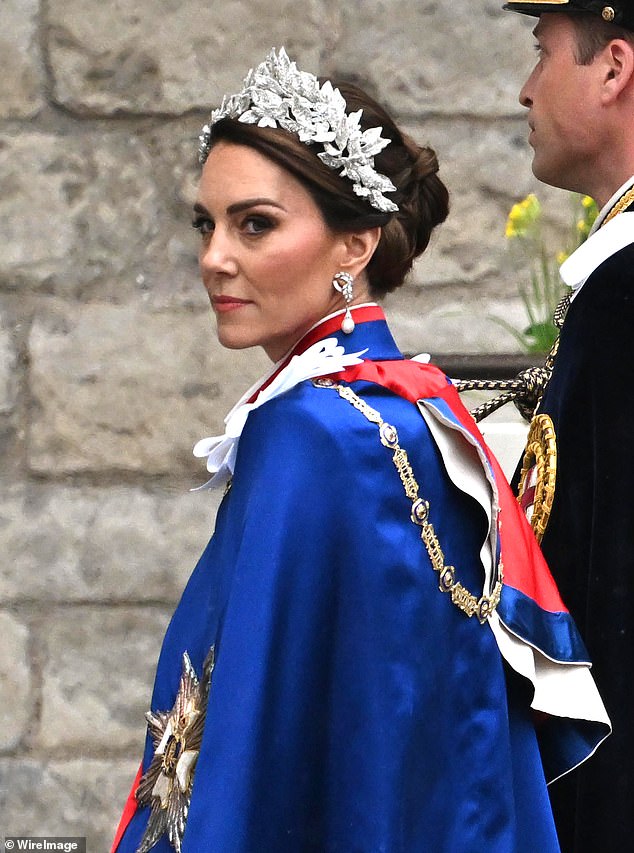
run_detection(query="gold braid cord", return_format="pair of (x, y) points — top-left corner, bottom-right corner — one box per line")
(455, 292), (570, 424)
(453, 367), (550, 423)
(517, 414), (557, 543)
(313, 379), (503, 623)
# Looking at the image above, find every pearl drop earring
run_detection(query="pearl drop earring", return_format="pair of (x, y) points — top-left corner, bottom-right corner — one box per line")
(332, 272), (355, 334)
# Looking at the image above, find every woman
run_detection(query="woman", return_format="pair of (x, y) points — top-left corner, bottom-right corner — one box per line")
(112, 49), (609, 853)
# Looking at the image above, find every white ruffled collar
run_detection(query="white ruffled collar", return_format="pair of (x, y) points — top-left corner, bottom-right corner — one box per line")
(192, 337), (367, 490)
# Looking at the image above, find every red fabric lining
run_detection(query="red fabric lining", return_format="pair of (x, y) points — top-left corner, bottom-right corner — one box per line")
(111, 763), (142, 853)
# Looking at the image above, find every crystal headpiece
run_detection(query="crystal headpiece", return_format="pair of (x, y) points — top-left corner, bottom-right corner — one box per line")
(198, 48), (399, 214)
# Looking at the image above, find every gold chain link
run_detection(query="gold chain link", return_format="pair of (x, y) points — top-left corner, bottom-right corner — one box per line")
(313, 379), (503, 623)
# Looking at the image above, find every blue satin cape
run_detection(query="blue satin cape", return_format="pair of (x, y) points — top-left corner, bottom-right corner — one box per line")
(115, 316), (559, 852)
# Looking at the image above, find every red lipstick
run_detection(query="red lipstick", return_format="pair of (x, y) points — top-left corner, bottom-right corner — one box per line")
(211, 295), (252, 312)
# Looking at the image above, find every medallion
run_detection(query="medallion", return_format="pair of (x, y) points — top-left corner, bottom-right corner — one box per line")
(518, 414), (557, 543)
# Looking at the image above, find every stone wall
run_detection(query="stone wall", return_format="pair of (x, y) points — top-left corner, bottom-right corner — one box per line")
(1, 1), (570, 848)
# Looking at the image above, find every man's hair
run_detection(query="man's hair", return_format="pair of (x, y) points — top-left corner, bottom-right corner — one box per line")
(571, 12), (634, 64)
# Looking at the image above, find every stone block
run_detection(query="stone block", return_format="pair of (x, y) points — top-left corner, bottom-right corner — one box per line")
(28, 299), (270, 475)
(0, 121), (237, 304)
(331, 0), (535, 118)
(402, 116), (572, 289)
(0, 324), (18, 414)
(375, 116), (575, 355)
(36, 607), (172, 751)
(0, 483), (221, 603)
(0, 612), (32, 751)
(0, 757), (138, 849)
(47, 0), (330, 114)
(0, 131), (165, 296)
(45, 0), (537, 119)
(386, 288), (531, 356)
(0, 0), (43, 118)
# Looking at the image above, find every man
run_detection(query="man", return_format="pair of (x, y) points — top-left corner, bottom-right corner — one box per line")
(504, 2), (634, 850)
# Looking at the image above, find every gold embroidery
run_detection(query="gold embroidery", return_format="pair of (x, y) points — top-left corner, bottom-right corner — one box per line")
(518, 414), (557, 543)
(314, 380), (503, 623)
(602, 186), (634, 226)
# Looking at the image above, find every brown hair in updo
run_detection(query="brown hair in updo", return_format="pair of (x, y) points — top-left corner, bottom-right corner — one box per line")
(203, 80), (449, 297)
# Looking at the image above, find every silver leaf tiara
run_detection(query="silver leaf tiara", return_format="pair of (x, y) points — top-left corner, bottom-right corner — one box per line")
(198, 48), (399, 214)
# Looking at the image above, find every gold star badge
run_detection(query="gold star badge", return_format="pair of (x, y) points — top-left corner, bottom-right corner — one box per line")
(135, 647), (215, 853)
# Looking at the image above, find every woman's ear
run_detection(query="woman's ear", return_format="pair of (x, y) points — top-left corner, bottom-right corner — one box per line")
(338, 227), (382, 278)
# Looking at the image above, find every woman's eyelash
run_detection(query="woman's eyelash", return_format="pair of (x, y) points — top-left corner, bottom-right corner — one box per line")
(192, 216), (212, 233)
(243, 215), (273, 233)
(191, 212), (275, 236)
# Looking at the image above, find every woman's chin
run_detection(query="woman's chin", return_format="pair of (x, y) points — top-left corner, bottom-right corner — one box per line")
(214, 323), (259, 352)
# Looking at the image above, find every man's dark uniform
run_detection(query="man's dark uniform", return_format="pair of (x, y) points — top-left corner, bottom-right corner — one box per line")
(519, 184), (634, 851)
(503, 1), (634, 847)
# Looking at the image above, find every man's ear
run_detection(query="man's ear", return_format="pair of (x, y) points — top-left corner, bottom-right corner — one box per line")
(338, 226), (382, 278)
(600, 38), (634, 103)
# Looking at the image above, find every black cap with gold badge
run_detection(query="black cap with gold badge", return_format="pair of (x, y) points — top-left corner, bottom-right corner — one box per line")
(503, 1), (634, 30)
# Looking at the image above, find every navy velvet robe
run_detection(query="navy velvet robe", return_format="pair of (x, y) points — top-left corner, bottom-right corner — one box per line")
(533, 222), (634, 852)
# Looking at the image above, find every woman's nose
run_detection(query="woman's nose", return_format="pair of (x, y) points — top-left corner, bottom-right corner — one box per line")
(199, 229), (238, 277)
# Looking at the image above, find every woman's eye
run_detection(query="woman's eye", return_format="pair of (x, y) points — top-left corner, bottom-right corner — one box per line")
(243, 215), (273, 235)
(192, 216), (213, 236)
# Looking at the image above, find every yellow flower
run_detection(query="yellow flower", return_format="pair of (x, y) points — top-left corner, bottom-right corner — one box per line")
(505, 220), (517, 239)
(505, 193), (542, 239)
(579, 196), (598, 234)
(501, 192), (598, 352)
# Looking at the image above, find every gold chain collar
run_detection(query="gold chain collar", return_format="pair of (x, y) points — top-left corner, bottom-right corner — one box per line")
(314, 379), (503, 623)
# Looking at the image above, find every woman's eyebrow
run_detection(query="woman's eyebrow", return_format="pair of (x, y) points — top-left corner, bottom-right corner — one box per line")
(192, 198), (287, 217)
(226, 198), (286, 215)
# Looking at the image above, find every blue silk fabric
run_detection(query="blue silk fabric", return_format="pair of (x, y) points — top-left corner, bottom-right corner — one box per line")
(117, 317), (559, 852)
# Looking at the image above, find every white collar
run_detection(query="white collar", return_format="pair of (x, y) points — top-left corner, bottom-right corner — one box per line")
(192, 338), (367, 490)
(559, 212), (634, 296)
(559, 177), (634, 298)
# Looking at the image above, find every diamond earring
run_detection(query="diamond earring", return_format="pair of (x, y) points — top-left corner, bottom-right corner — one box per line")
(332, 272), (355, 334)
